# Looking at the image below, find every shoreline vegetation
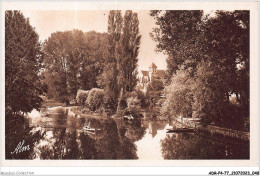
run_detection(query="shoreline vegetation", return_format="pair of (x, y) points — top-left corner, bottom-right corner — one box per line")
(38, 97), (250, 141)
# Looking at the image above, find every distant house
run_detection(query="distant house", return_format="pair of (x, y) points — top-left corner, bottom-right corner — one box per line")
(138, 62), (166, 93)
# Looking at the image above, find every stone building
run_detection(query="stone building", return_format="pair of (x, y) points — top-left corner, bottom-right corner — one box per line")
(138, 62), (166, 93)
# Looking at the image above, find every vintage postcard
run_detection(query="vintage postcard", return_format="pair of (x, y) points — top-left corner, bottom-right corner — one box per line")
(1, 1), (259, 169)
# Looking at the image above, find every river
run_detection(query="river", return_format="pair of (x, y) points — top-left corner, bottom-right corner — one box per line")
(5, 107), (249, 160)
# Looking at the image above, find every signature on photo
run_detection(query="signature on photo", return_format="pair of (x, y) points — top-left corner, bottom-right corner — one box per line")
(11, 140), (30, 154)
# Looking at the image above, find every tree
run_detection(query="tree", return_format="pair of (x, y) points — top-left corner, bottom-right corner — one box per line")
(150, 10), (205, 79)
(160, 67), (194, 120)
(81, 31), (109, 90)
(98, 10), (141, 112)
(5, 11), (44, 114)
(98, 10), (123, 111)
(44, 30), (108, 104)
(114, 10), (141, 112)
(152, 10), (249, 126)
(43, 31), (72, 104)
(66, 30), (86, 99)
(200, 11), (249, 125)
(192, 60), (228, 124)
(205, 10), (249, 106)
(119, 10), (141, 92)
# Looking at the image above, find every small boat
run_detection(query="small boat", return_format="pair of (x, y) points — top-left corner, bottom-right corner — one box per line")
(83, 126), (96, 131)
(166, 127), (196, 133)
(83, 122), (100, 132)
(84, 130), (95, 135)
(187, 118), (201, 122)
(123, 114), (134, 120)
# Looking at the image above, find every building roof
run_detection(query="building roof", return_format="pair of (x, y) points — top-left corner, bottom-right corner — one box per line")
(157, 70), (165, 78)
(141, 70), (149, 76)
(149, 62), (157, 69)
(152, 70), (165, 80)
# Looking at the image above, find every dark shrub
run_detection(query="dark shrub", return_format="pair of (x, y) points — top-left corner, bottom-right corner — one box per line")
(76, 90), (89, 106)
(86, 88), (105, 111)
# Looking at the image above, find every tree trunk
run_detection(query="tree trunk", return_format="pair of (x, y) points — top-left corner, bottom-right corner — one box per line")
(117, 87), (124, 112)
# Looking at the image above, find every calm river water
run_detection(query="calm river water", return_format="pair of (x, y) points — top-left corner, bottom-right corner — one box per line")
(6, 107), (249, 159)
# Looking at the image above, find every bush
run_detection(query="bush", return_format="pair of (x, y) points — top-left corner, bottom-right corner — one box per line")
(118, 90), (147, 111)
(76, 90), (89, 106)
(135, 89), (148, 107)
(146, 78), (164, 107)
(86, 88), (105, 111)
(117, 91), (137, 111)
(127, 97), (141, 116)
(160, 68), (194, 121)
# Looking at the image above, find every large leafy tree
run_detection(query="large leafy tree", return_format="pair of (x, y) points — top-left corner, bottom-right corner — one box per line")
(161, 67), (194, 120)
(43, 31), (72, 104)
(153, 10), (249, 126)
(199, 11), (249, 125)
(150, 10), (205, 80)
(205, 10), (249, 106)
(5, 11), (44, 114)
(43, 30), (108, 103)
(192, 60), (228, 124)
(82, 31), (109, 90)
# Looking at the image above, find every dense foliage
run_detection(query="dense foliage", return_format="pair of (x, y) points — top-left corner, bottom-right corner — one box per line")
(146, 78), (164, 108)
(76, 90), (89, 107)
(5, 11), (44, 114)
(43, 30), (109, 104)
(98, 10), (122, 111)
(86, 88), (105, 111)
(119, 10), (141, 92)
(151, 10), (249, 129)
(126, 97), (141, 117)
(99, 10), (141, 112)
(160, 67), (194, 120)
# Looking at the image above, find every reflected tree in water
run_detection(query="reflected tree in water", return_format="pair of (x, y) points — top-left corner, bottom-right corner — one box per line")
(124, 119), (146, 142)
(5, 114), (44, 159)
(161, 132), (249, 159)
(36, 117), (139, 159)
(78, 132), (98, 159)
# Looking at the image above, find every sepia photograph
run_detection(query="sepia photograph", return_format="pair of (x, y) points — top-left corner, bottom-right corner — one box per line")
(1, 1), (259, 172)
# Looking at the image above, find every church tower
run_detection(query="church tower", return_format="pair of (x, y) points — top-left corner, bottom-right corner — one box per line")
(148, 62), (157, 82)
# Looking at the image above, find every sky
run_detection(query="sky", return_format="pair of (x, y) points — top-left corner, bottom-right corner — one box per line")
(22, 10), (168, 76)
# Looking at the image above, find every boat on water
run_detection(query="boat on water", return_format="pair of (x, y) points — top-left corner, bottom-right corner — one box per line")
(123, 114), (134, 120)
(83, 122), (101, 132)
(166, 127), (196, 133)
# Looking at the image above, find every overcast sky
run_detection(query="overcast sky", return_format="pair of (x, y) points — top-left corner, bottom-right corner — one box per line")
(22, 10), (168, 75)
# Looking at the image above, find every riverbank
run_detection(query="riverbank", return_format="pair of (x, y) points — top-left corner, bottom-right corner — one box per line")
(167, 116), (249, 141)
(40, 100), (250, 141)
(202, 125), (250, 141)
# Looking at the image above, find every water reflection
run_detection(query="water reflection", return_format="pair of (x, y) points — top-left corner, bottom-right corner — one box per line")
(135, 121), (168, 160)
(34, 117), (138, 159)
(5, 113), (45, 159)
(5, 108), (249, 160)
(161, 132), (249, 159)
